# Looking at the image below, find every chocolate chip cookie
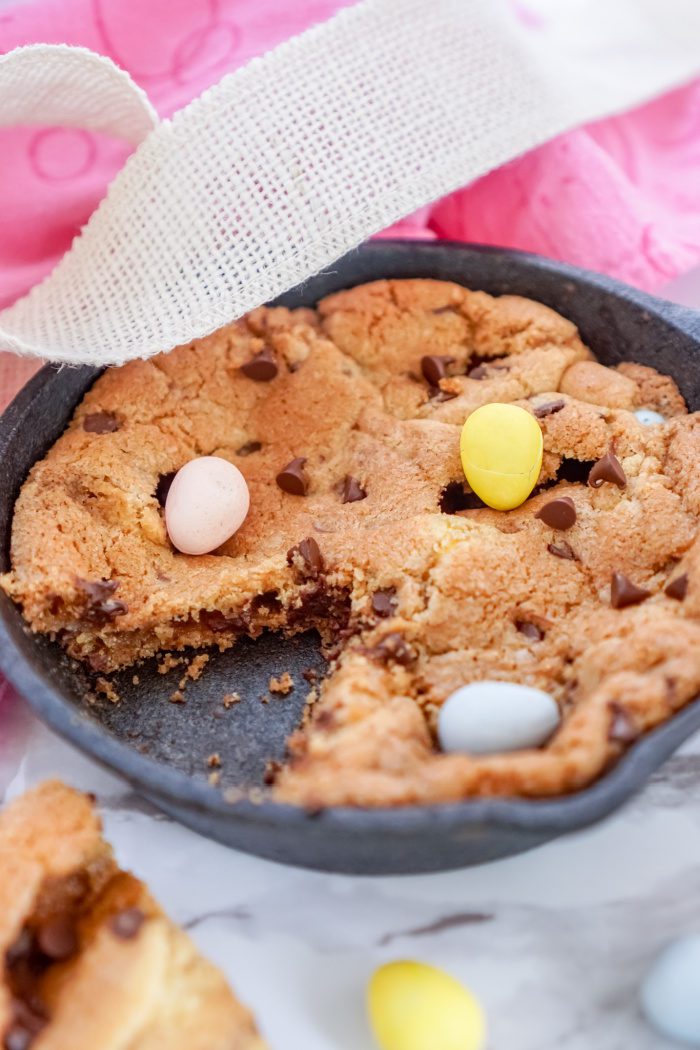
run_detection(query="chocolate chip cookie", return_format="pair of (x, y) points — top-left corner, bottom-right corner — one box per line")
(0, 781), (265, 1049)
(4, 279), (700, 807)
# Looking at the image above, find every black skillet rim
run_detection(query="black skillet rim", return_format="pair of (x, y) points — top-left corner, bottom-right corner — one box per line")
(2, 239), (700, 840)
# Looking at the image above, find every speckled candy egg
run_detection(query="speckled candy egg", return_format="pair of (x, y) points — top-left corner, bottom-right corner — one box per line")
(165, 456), (250, 555)
(368, 960), (485, 1050)
(634, 408), (666, 426)
(460, 403), (543, 510)
(641, 935), (700, 1045)
(438, 681), (560, 755)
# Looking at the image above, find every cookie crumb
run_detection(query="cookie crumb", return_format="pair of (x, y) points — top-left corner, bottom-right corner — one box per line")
(95, 677), (120, 704)
(175, 653), (211, 695)
(131, 674), (140, 685)
(223, 692), (240, 708)
(207, 753), (222, 768)
(208, 770), (221, 787)
(269, 671), (294, 695)
(158, 654), (185, 675)
(169, 690), (186, 704)
(185, 653), (209, 681)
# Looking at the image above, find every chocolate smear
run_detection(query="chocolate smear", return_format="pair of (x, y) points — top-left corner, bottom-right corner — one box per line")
(341, 475), (366, 503)
(588, 452), (626, 489)
(200, 609), (237, 633)
(76, 578), (128, 625)
(610, 572), (650, 609)
(83, 412), (120, 434)
(240, 347), (278, 381)
(665, 573), (689, 601)
(535, 496), (576, 530)
(533, 399), (565, 419)
(276, 457), (308, 496)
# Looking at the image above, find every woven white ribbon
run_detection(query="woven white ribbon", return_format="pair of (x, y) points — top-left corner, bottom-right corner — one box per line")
(2, 0), (700, 365)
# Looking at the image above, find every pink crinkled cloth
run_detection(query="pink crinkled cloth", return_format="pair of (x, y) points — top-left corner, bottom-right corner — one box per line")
(1, 0), (700, 714)
(1, 0), (700, 394)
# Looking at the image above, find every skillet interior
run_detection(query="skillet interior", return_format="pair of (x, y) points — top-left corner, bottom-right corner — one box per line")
(2, 240), (700, 874)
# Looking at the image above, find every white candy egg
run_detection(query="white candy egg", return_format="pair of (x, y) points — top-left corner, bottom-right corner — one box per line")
(438, 681), (560, 755)
(165, 456), (250, 555)
(634, 408), (665, 426)
(641, 936), (700, 1046)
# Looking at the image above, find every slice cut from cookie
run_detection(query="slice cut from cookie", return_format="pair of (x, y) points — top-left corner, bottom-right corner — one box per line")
(0, 781), (265, 1050)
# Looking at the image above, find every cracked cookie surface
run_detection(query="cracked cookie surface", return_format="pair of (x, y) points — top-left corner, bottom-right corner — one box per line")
(4, 279), (700, 807)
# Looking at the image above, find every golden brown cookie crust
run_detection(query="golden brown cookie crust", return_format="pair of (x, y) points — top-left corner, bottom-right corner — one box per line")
(2, 279), (699, 808)
(0, 781), (265, 1049)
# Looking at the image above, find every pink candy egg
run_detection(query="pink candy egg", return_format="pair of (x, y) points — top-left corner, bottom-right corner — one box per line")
(165, 456), (250, 555)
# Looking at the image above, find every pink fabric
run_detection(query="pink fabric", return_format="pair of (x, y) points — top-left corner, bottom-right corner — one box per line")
(1, 2), (700, 707)
(1, 0), (700, 322)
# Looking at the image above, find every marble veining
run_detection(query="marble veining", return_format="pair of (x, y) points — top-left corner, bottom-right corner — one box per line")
(1, 681), (698, 1049)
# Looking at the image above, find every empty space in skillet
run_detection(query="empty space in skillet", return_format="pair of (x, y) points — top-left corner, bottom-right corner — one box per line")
(4, 241), (700, 873)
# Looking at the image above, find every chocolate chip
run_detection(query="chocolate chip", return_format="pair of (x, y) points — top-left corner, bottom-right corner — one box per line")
(421, 355), (454, 387)
(367, 633), (417, 667)
(341, 475), (366, 503)
(372, 588), (397, 618)
(533, 399), (565, 419)
(276, 457), (308, 496)
(610, 572), (650, 609)
(76, 578), (128, 625)
(236, 440), (262, 457)
(588, 452), (626, 489)
(608, 702), (639, 744)
(36, 917), (78, 962)
(547, 541), (576, 560)
(240, 347), (278, 381)
(515, 620), (544, 641)
(155, 471), (176, 507)
(109, 908), (145, 940)
(535, 496), (576, 530)
(83, 412), (120, 434)
(287, 537), (324, 579)
(665, 573), (688, 601)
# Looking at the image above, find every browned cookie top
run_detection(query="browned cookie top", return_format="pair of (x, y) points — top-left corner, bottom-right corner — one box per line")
(3, 279), (700, 808)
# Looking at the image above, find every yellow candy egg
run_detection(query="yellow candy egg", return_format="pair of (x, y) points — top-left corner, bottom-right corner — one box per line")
(460, 403), (543, 510)
(367, 960), (486, 1050)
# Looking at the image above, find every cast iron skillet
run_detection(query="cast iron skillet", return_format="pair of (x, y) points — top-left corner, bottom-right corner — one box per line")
(2, 241), (700, 875)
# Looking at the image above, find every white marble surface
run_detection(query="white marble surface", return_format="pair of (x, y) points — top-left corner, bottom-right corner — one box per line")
(4, 268), (700, 1050)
